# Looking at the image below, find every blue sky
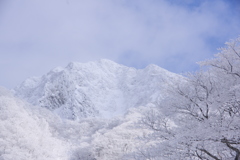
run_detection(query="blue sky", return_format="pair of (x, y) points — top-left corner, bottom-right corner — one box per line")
(0, 0), (240, 89)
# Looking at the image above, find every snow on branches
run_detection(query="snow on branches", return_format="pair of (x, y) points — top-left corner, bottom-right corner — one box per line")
(136, 37), (240, 160)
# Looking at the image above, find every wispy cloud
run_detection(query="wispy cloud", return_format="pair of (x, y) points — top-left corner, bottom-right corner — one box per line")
(0, 0), (239, 88)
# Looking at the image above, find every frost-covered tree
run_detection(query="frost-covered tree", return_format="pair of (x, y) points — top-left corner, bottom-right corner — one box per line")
(135, 37), (240, 160)
(0, 87), (69, 160)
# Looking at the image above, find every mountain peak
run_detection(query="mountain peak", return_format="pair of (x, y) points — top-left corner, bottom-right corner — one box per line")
(65, 59), (122, 72)
(14, 59), (183, 120)
(98, 59), (118, 65)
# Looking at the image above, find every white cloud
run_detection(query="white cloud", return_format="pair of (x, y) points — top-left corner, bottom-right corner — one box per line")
(0, 0), (239, 88)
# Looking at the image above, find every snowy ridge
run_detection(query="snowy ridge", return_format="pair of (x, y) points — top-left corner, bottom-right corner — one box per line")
(14, 59), (183, 120)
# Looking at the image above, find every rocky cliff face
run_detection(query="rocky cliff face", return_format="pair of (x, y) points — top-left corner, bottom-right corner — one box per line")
(14, 59), (184, 120)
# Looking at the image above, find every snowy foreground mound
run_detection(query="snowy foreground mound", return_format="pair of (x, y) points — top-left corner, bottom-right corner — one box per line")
(0, 87), (69, 159)
(14, 59), (183, 120)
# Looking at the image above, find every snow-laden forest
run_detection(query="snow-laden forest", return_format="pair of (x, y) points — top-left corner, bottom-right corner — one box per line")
(1, 37), (240, 160)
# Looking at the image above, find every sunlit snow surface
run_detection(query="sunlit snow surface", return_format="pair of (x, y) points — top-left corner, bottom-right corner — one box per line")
(14, 59), (183, 120)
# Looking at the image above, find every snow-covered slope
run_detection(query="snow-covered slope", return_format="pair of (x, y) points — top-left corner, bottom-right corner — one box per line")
(14, 59), (183, 120)
(0, 87), (69, 160)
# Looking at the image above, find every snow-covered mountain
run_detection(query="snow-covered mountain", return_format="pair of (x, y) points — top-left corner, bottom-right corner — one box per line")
(14, 59), (184, 120)
(5, 39), (240, 160)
